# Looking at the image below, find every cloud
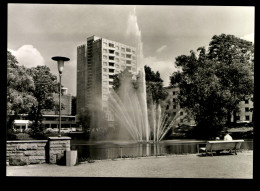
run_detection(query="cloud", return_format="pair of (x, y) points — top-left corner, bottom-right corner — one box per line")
(143, 56), (179, 87)
(156, 45), (167, 53)
(241, 33), (254, 43)
(9, 45), (45, 68)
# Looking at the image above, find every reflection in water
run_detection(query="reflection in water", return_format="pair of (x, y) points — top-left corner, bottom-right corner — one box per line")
(71, 140), (253, 160)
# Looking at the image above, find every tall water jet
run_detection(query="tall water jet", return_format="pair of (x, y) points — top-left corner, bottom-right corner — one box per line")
(126, 7), (150, 141)
(106, 7), (178, 142)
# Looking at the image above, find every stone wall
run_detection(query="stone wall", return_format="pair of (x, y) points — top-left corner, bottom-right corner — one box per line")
(48, 137), (71, 164)
(6, 137), (71, 166)
(7, 140), (48, 166)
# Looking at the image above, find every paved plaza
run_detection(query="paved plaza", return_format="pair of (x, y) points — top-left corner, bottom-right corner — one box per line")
(6, 151), (253, 179)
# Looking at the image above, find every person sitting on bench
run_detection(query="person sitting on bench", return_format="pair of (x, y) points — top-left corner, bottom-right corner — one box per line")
(224, 131), (233, 141)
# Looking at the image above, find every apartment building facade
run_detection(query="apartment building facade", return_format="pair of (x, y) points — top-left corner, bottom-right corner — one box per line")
(232, 96), (254, 123)
(161, 86), (253, 128)
(77, 35), (137, 128)
(160, 86), (196, 127)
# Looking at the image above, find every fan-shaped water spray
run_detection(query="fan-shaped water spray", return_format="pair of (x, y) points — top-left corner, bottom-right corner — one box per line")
(108, 69), (180, 142)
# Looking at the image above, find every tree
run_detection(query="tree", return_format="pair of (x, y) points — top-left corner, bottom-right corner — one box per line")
(207, 34), (254, 123)
(144, 65), (168, 104)
(7, 51), (37, 129)
(26, 66), (59, 125)
(170, 34), (254, 139)
(77, 108), (92, 132)
(112, 66), (168, 104)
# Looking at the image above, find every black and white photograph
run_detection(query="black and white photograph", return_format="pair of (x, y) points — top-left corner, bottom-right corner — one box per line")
(5, 3), (254, 180)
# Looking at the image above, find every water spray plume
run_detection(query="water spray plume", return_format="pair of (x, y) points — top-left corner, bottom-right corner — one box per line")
(106, 8), (177, 142)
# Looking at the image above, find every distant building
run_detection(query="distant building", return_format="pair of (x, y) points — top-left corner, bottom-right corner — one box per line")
(231, 96), (254, 123)
(77, 35), (137, 128)
(160, 86), (196, 127)
(162, 86), (254, 126)
(43, 87), (72, 115)
(13, 87), (76, 132)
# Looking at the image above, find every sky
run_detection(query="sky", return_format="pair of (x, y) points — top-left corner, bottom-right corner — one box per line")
(7, 4), (255, 96)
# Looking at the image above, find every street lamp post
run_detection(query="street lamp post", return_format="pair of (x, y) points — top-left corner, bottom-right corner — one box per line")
(52, 56), (70, 137)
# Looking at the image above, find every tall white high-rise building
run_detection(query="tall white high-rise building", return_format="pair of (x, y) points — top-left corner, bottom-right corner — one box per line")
(77, 35), (137, 128)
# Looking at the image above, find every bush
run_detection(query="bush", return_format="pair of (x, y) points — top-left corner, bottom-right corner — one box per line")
(15, 133), (33, 140)
(28, 123), (47, 140)
(7, 129), (17, 140)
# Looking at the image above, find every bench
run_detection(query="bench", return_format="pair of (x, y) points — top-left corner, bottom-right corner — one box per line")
(199, 140), (244, 156)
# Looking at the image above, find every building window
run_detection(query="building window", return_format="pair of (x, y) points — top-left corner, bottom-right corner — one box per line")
(126, 48), (131, 52)
(115, 46), (119, 50)
(115, 64), (119, 68)
(132, 56), (136, 60)
(103, 81), (108, 85)
(109, 49), (115, 54)
(105, 113), (109, 120)
(103, 68), (108, 72)
(173, 91), (176, 95)
(115, 58), (119, 62)
(109, 56), (114, 60)
(245, 99), (249, 104)
(180, 112), (183, 116)
(109, 62), (114, 67)
(121, 66), (125, 70)
(121, 53), (125, 58)
(103, 62), (107, 66)
(245, 115), (250, 121)
(173, 105), (176, 109)
(103, 94), (108, 100)
(126, 60), (131, 64)
(103, 42), (107, 46)
(109, 75), (114, 79)
(109, 69), (114, 73)
(103, 87), (108, 92)
(166, 105), (169, 110)
(115, 52), (119, 56)
(121, 47), (125, 52)
(173, 112), (176, 116)
(103, 74), (108, 79)
(245, 107), (250, 112)
(132, 50), (135, 54)
(126, 54), (131, 59)
(103, 55), (107, 60)
(109, 81), (114, 85)
(172, 98), (176, 103)
(126, 66), (131, 71)
(109, 43), (114, 48)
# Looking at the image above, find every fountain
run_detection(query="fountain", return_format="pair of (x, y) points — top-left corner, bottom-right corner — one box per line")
(108, 69), (180, 142)
(71, 8), (197, 160)
(105, 7), (179, 142)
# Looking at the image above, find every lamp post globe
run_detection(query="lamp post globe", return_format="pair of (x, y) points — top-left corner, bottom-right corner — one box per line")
(52, 56), (70, 137)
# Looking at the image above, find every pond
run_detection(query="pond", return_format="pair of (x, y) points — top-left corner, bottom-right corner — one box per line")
(70, 139), (253, 160)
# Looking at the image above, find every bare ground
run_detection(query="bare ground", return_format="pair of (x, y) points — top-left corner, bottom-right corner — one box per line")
(6, 150), (253, 179)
